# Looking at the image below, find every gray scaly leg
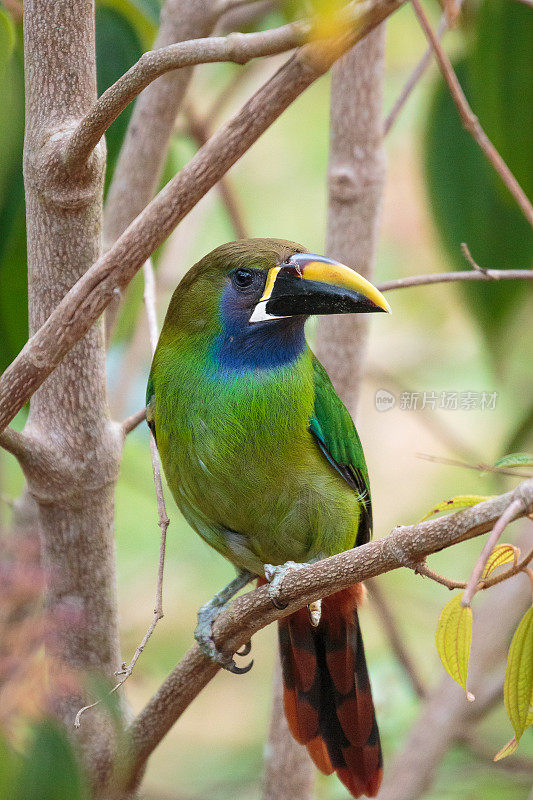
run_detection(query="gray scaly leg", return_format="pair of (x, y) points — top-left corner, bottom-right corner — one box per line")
(195, 569), (253, 674)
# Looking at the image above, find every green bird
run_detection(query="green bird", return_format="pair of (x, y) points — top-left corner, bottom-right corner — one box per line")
(147, 239), (390, 798)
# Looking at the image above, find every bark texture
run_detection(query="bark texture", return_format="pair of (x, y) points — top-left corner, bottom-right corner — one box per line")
(22, 0), (122, 789)
(315, 28), (387, 414)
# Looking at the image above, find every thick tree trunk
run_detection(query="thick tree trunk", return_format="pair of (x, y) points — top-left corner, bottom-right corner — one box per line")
(22, 0), (122, 789)
(262, 28), (387, 799)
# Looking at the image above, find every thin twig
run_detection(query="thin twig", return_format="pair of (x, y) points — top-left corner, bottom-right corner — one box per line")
(367, 577), (427, 698)
(411, 0), (533, 228)
(462, 497), (527, 606)
(376, 267), (533, 292)
(460, 242), (495, 277)
(417, 453), (533, 479)
(414, 562), (467, 590)
(122, 408), (147, 435)
(76, 261), (169, 728)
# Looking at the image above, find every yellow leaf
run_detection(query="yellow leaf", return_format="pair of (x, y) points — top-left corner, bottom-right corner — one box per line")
(436, 593), (473, 695)
(420, 495), (492, 522)
(504, 606), (533, 743)
(481, 544), (519, 580)
(493, 736), (518, 761)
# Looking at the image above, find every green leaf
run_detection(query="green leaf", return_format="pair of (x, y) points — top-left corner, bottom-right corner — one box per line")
(424, 56), (533, 365)
(471, 0), (533, 203)
(0, 731), (20, 799)
(494, 453), (533, 469)
(481, 544), (518, 580)
(419, 495), (492, 522)
(97, 0), (157, 50)
(503, 606), (533, 744)
(0, 48), (27, 374)
(436, 593), (473, 696)
(14, 720), (88, 800)
(0, 6), (16, 80)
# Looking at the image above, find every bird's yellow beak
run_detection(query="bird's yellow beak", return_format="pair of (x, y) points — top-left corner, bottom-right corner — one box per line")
(250, 253), (390, 323)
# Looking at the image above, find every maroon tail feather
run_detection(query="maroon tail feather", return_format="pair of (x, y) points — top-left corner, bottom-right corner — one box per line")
(278, 585), (382, 798)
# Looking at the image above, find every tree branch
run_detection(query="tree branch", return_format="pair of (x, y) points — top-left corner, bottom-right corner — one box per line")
(377, 267), (533, 292)
(415, 545), (533, 592)
(411, 0), (533, 228)
(121, 480), (533, 788)
(461, 497), (528, 605)
(0, 0), (403, 436)
(65, 20), (311, 171)
(103, 0), (221, 342)
(0, 428), (34, 462)
(122, 408), (147, 436)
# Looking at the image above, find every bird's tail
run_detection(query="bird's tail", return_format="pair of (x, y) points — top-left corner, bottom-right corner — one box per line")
(278, 584), (382, 798)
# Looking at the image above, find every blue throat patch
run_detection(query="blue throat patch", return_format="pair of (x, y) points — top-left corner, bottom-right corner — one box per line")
(212, 287), (306, 373)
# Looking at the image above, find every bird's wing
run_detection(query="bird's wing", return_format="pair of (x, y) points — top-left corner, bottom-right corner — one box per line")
(310, 356), (372, 546)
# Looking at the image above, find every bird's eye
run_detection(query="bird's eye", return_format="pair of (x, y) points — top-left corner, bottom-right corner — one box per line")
(231, 268), (254, 289)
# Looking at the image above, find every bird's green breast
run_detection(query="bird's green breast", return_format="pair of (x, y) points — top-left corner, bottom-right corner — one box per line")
(151, 337), (362, 573)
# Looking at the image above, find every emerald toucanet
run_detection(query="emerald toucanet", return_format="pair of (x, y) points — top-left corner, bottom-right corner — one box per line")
(147, 239), (390, 798)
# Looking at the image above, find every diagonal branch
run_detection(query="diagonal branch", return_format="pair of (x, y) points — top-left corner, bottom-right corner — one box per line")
(65, 18), (322, 171)
(0, 0), (404, 436)
(121, 480), (533, 789)
(411, 0), (533, 228)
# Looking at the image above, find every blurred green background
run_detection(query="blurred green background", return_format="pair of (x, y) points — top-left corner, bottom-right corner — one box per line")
(0, 0), (532, 797)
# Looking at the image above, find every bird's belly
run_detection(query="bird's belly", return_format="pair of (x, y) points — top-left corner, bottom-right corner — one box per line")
(165, 421), (360, 573)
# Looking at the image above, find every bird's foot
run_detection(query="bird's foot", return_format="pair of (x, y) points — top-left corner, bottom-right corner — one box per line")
(264, 561), (322, 625)
(194, 570), (253, 675)
(264, 561), (306, 610)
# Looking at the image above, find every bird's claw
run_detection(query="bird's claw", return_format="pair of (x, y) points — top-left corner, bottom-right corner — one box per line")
(195, 600), (253, 675)
(264, 561), (305, 610)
